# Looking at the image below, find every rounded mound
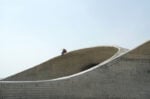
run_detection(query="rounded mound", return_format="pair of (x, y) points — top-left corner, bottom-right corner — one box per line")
(4, 46), (118, 81)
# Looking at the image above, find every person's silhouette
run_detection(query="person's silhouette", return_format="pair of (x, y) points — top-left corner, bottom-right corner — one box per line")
(61, 48), (67, 55)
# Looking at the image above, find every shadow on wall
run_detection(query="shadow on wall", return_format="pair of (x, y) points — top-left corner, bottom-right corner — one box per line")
(81, 63), (99, 71)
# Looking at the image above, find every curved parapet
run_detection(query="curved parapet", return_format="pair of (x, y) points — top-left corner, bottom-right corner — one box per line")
(4, 46), (121, 81)
(0, 41), (150, 99)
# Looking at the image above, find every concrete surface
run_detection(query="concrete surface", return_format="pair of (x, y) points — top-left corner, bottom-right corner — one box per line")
(4, 47), (118, 81)
(0, 41), (150, 99)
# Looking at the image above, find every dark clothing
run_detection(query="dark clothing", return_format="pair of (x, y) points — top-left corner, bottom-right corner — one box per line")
(61, 49), (67, 55)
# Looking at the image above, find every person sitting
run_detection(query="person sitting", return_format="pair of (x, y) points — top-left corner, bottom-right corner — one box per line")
(61, 48), (67, 55)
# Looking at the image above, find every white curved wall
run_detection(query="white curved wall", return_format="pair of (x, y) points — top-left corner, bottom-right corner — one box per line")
(0, 41), (150, 99)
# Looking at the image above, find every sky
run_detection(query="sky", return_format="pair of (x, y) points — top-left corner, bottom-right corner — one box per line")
(0, 0), (150, 78)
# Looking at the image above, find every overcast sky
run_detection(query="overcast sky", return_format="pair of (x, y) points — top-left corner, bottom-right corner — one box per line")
(0, 0), (150, 78)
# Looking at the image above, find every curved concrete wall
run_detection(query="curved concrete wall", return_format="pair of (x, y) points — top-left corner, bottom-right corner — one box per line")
(0, 41), (150, 99)
(4, 47), (118, 81)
